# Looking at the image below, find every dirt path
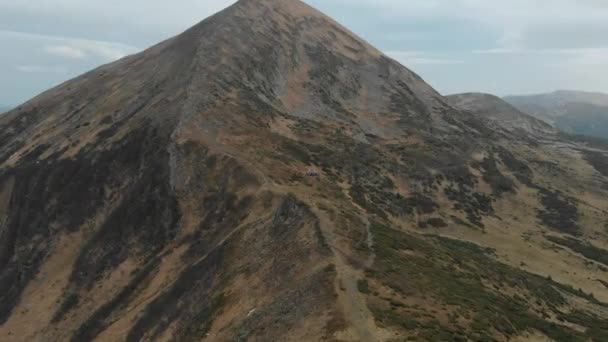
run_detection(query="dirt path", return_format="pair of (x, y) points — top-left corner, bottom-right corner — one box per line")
(199, 145), (385, 340)
(336, 183), (376, 269)
(309, 205), (388, 342)
(363, 217), (375, 269)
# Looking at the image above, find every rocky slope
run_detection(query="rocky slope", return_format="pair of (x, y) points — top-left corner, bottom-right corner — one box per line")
(1, 0), (608, 341)
(505, 90), (608, 139)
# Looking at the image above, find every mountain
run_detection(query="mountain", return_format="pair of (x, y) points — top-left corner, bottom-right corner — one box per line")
(1, 0), (608, 341)
(446, 92), (556, 136)
(505, 90), (608, 139)
(0, 107), (11, 114)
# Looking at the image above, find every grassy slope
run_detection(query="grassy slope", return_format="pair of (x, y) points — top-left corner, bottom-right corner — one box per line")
(363, 221), (608, 341)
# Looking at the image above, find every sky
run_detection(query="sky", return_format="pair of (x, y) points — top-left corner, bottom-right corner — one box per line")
(1, 0), (608, 106)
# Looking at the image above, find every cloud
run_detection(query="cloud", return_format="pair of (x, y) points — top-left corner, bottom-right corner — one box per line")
(49, 40), (137, 60)
(544, 48), (608, 68)
(471, 46), (608, 68)
(0, 0), (236, 45)
(45, 45), (86, 59)
(16, 65), (67, 73)
(73, 40), (137, 60)
(0, 30), (139, 61)
(386, 51), (463, 65)
(339, 0), (608, 50)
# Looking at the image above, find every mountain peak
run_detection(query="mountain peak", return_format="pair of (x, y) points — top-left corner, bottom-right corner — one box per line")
(0, 0), (451, 162)
(235, 0), (306, 7)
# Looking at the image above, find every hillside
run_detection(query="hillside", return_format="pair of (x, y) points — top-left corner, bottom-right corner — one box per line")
(1, 0), (608, 341)
(505, 90), (608, 139)
(446, 92), (556, 136)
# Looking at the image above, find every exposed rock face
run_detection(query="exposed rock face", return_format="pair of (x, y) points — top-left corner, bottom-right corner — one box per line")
(1, 0), (608, 341)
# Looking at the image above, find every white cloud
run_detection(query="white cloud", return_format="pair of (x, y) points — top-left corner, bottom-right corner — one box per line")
(45, 45), (86, 59)
(48, 40), (136, 60)
(16, 65), (67, 73)
(0, 30), (139, 61)
(71, 40), (136, 60)
(345, 0), (608, 50)
(0, 0), (235, 36)
(387, 51), (463, 65)
(472, 48), (523, 54)
(544, 48), (608, 68)
(471, 46), (608, 68)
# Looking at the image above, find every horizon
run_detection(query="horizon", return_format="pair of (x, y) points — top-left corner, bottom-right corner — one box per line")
(1, 0), (608, 106)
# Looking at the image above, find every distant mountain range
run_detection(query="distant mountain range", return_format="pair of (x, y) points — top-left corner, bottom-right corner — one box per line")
(504, 90), (608, 139)
(0, 106), (11, 114)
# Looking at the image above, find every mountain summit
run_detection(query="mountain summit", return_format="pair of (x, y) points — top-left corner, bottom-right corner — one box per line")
(1, 1), (608, 341)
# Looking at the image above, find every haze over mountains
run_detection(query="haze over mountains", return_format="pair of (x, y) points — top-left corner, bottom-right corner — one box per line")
(505, 90), (608, 140)
(0, 0), (608, 341)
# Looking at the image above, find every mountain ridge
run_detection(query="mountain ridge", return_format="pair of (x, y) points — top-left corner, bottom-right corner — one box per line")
(446, 92), (556, 136)
(504, 90), (608, 139)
